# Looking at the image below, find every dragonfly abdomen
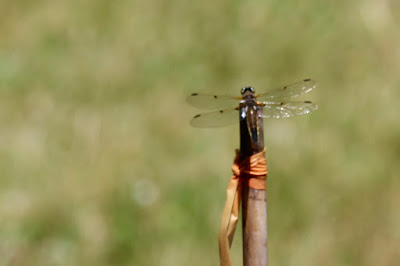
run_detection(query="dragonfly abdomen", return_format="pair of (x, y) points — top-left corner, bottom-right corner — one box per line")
(240, 102), (262, 148)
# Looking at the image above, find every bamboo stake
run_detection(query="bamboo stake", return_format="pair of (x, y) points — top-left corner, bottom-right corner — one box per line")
(240, 110), (268, 266)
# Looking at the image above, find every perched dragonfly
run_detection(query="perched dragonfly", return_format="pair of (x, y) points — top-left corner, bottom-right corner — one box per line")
(187, 78), (318, 146)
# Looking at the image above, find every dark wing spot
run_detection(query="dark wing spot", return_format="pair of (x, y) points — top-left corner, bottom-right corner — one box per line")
(191, 93), (198, 96)
(194, 114), (201, 118)
(304, 100), (312, 103)
(219, 110), (224, 113)
(304, 78), (311, 82)
(283, 86), (287, 90)
(214, 95), (218, 99)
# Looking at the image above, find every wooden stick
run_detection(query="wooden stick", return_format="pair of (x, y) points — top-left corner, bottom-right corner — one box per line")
(240, 110), (268, 266)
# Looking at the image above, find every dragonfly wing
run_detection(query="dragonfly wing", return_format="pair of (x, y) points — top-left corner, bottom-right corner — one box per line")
(190, 107), (239, 128)
(256, 79), (316, 101)
(259, 101), (318, 119)
(187, 93), (241, 110)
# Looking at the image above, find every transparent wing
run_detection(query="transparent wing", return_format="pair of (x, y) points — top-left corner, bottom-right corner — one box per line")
(187, 93), (241, 110)
(190, 107), (239, 128)
(259, 101), (318, 119)
(255, 79), (316, 101)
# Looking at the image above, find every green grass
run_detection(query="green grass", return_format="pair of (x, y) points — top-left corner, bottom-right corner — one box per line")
(1, 0), (400, 265)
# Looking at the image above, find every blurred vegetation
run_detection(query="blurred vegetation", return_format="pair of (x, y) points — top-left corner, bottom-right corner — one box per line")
(0, 0), (400, 265)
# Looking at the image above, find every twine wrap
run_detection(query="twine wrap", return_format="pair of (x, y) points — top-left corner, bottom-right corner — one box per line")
(219, 149), (267, 266)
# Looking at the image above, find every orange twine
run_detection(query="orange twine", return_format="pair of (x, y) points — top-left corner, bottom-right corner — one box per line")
(219, 148), (268, 266)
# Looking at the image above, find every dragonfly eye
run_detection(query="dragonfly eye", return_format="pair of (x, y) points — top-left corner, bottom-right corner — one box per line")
(241, 87), (255, 94)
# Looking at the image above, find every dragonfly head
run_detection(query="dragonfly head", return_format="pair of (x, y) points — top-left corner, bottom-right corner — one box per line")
(241, 86), (255, 95)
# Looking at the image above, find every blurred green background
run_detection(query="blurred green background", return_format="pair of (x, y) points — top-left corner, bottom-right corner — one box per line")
(1, 0), (399, 265)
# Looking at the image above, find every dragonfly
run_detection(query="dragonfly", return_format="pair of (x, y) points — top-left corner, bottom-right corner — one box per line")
(187, 78), (318, 146)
